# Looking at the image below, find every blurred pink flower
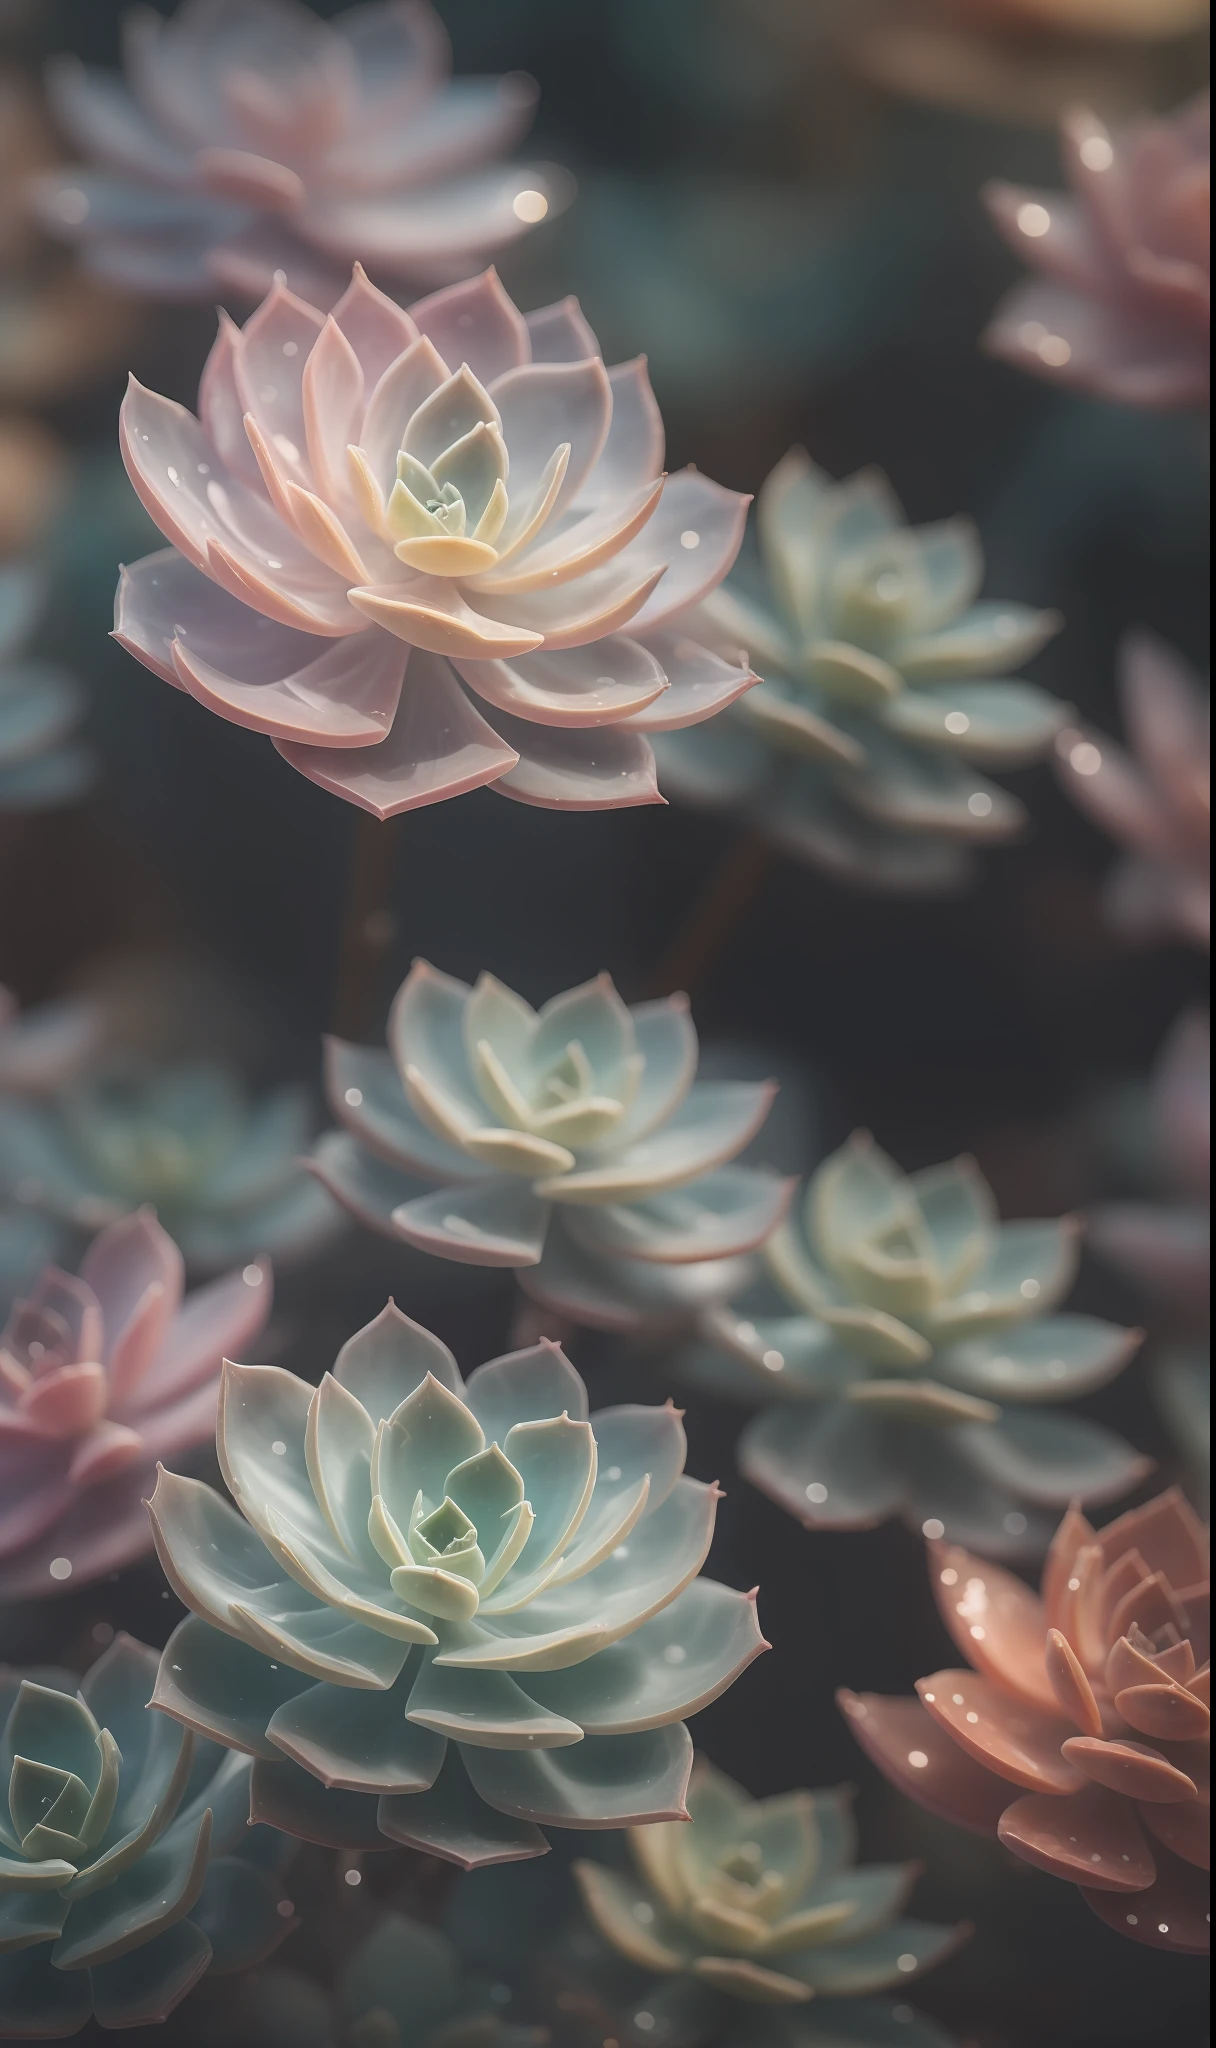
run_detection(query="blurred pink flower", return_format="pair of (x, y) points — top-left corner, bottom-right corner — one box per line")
(31, 0), (567, 306)
(0, 1208), (271, 1601)
(1090, 1008), (1210, 1315)
(1054, 633), (1209, 947)
(113, 266), (753, 816)
(841, 1488), (1211, 1954)
(984, 94), (1209, 407)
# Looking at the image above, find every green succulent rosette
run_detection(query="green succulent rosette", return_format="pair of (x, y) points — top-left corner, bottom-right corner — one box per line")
(571, 1760), (964, 2047)
(168, 1908), (545, 2048)
(0, 1062), (341, 1272)
(653, 449), (1066, 891)
(0, 1634), (292, 2039)
(146, 1305), (767, 1868)
(688, 1133), (1147, 1559)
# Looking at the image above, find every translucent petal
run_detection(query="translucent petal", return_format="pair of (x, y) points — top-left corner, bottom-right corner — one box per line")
(739, 1401), (910, 1531)
(538, 1082), (776, 1204)
(524, 1579), (767, 1733)
(405, 1650), (581, 1751)
(463, 1721), (693, 1828)
(152, 1614), (311, 1761)
(464, 1339), (589, 1441)
(266, 1675), (445, 1794)
(376, 1748), (547, 1869)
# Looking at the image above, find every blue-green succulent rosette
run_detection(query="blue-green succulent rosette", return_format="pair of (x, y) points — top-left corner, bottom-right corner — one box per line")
(0, 564), (94, 814)
(652, 450), (1066, 892)
(171, 1909), (545, 2048)
(145, 1304), (768, 1868)
(0, 1634), (293, 2039)
(570, 1761), (965, 2048)
(309, 961), (792, 1308)
(0, 1062), (342, 1272)
(684, 1134), (1148, 1559)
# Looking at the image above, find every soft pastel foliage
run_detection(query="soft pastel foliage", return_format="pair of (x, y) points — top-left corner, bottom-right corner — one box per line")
(33, 0), (565, 305)
(653, 450), (1064, 890)
(0, 1061), (340, 1271)
(312, 961), (791, 1283)
(1055, 634), (1209, 949)
(114, 266), (753, 816)
(842, 1489), (1210, 1953)
(0, 1211), (271, 1601)
(146, 1304), (766, 1867)
(687, 1134), (1146, 1557)
(984, 95), (1210, 408)
(574, 1758), (964, 2046)
(0, 1634), (292, 2039)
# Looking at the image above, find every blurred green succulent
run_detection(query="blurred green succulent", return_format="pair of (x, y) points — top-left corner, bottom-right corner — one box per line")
(0, 1635), (292, 2039)
(0, 1062), (341, 1271)
(572, 1760), (963, 2046)
(653, 449), (1065, 891)
(690, 1133), (1146, 1557)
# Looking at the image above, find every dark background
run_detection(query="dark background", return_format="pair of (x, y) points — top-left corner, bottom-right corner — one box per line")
(1, 4), (1209, 2044)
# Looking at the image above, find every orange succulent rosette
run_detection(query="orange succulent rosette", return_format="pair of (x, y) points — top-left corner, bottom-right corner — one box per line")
(841, 1487), (1209, 1953)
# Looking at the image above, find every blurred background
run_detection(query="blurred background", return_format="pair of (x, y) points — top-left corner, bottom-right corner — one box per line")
(0, 3), (1209, 2044)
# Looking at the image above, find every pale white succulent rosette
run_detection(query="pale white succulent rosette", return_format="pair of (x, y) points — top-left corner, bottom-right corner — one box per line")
(146, 1305), (767, 1868)
(573, 1761), (965, 2048)
(113, 265), (755, 817)
(653, 450), (1066, 892)
(684, 1134), (1147, 1560)
(33, 0), (567, 306)
(309, 961), (794, 1283)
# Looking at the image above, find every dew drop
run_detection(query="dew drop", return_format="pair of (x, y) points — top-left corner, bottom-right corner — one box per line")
(1003, 1512), (1027, 1536)
(922, 1518), (945, 1539)
(944, 711), (970, 734)
(344, 1086), (364, 1107)
(968, 792), (993, 818)
(1016, 202), (1051, 237)
(282, 340), (299, 357)
(679, 529), (701, 550)
(272, 1440), (287, 1456)
(1079, 136), (1114, 172)
(940, 1567), (958, 1586)
(1069, 741), (1102, 776)
(896, 1953), (917, 1972)
(1020, 1277), (1041, 1298)
(243, 1264), (264, 1286)
(805, 1482), (828, 1504)
(50, 1558), (72, 1580)
(908, 1751), (928, 1769)
(513, 189), (548, 222)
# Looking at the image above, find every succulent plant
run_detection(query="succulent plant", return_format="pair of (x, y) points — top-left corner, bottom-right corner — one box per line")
(0, 1632), (294, 2038)
(337, 1910), (546, 2048)
(145, 1303), (767, 1869)
(1089, 1007), (1209, 1318)
(31, 0), (566, 307)
(0, 562), (93, 813)
(572, 1759), (965, 2048)
(0, 1211), (271, 1603)
(651, 450), (1064, 891)
(165, 1907), (545, 2048)
(686, 1133), (1146, 1558)
(0, 1059), (341, 1272)
(311, 961), (791, 1284)
(113, 264), (753, 817)
(1055, 635), (1209, 950)
(984, 93), (1210, 408)
(841, 1487), (1211, 1954)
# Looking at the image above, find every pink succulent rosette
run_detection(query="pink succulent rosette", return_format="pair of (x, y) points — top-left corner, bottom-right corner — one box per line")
(0, 1209), (272, 1601)
(984, 94), (1210, 408)
(1055, 634), (1209, 949)
(840, 1487), (1210, 1954)
(113, 266), (754, 817)
(31, 0), (566, 306)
